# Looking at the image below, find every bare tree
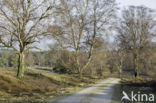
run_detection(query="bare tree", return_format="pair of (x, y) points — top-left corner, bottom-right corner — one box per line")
(116, 6), (156, 78)
(49, 0), (117, 77)
(0, 0), (55, 78)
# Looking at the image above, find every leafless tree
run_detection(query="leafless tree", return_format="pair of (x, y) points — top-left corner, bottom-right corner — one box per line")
(0, 0), (55, 78)
(116, 6), (156, 78)
(49, 0), (117, 77)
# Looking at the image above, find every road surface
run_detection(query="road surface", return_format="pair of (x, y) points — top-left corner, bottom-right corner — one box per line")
(49, 78), (120, 103)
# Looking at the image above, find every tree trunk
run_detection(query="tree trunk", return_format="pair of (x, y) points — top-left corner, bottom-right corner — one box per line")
(118, 65), (122, 78)
(17, 52), (25, 79)
(133, 50), (139, 78)
(78, 67), (82, 78)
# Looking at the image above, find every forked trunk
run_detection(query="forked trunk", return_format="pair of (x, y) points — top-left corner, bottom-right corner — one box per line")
(17, 52), (25, 79)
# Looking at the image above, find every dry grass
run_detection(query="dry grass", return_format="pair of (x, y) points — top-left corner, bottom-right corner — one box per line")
(0, 68), (102, 103)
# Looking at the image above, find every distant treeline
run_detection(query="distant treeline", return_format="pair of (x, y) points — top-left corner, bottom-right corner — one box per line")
(0, 45), (155, 77)
(0, 50), (51, 68)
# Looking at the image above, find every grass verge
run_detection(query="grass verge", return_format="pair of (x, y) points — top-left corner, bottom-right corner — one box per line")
(111, 84), (121, 103)
(0, 68), (104, 103)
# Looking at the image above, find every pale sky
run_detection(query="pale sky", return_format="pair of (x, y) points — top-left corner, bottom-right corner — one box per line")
(39, 0), (156, 50)
(118, 0), (156, 10)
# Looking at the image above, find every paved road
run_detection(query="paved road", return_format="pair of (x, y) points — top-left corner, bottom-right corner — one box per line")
(49, 78), (120, 103)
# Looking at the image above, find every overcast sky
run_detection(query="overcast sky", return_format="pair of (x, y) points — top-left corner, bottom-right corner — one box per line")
(118, 0), (156, 10)
(39, 0), (156, 50)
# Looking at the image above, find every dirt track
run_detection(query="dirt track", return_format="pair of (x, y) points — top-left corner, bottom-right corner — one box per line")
(49, 78), (120, 103)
